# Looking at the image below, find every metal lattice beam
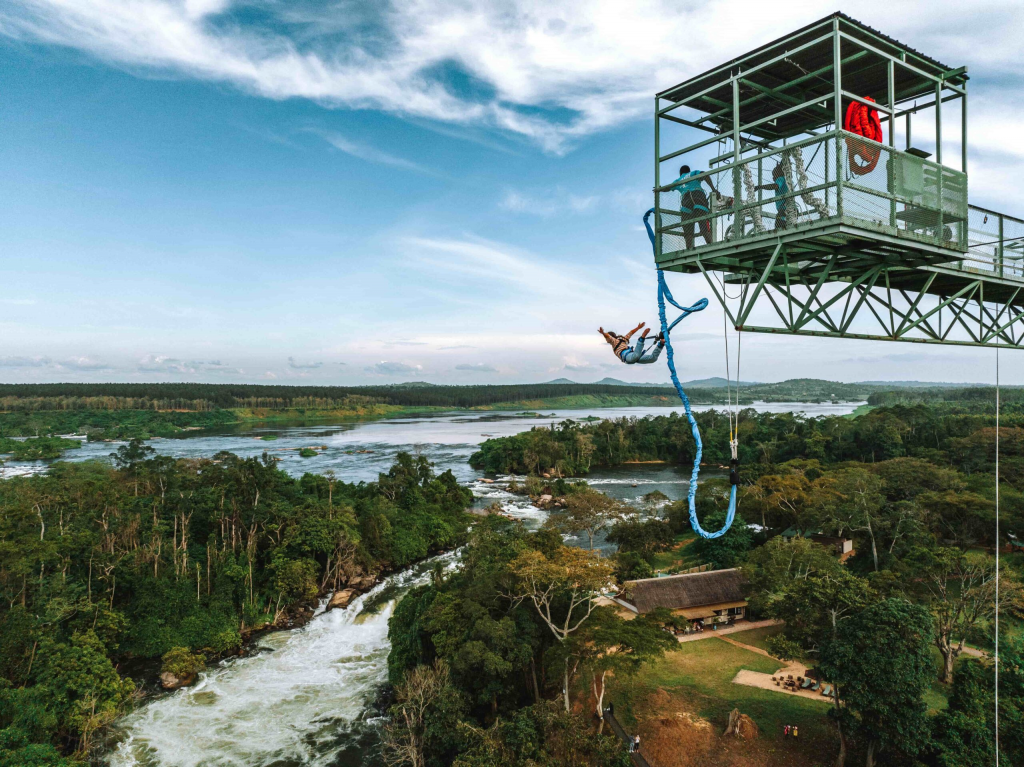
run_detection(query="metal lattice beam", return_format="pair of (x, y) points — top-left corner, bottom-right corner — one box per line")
(705, 253), (1024, 349)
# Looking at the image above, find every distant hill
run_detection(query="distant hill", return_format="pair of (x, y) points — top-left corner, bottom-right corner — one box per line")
(854, 380), (1008, 388)
(680, 377), (760, 388)
(581, 376), (759, 388)
(591, 378), (667, 388)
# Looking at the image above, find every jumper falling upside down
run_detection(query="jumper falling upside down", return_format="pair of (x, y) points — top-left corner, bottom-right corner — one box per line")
(599, 322), (665, 364)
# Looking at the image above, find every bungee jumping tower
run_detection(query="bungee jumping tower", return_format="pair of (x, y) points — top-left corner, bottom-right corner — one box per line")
(652, 12), (1024, 349)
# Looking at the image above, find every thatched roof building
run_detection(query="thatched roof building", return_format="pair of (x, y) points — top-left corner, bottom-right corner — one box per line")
(621, 569), (748, 619)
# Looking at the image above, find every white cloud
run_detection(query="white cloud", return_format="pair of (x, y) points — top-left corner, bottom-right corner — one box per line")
(367, 360), (422, 375)
(455, 362), (497, 372)
(60, 356), (111, 371)
(0, 355), (52, 367)
(500, 189), (599, 216)
(2, 1), (1019, 155)
(560, 355), (594, 372)
(137, 355), (240, 374)
(287, 356), (323, 369)
(0, 355), (111, 370)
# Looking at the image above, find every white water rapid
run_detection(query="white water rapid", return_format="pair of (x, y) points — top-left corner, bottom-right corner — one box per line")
(106, 552), (459, 767)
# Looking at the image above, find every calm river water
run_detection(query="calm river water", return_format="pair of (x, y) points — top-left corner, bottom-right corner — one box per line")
(68, 402), (858, 766)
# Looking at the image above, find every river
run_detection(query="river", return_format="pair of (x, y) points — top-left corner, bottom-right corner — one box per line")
(78, 402), (859, 766)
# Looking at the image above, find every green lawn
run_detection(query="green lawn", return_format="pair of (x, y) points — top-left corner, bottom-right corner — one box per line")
(649, 533), (702, 573)
(726, 624), (786, 653)
(608, 637), (835, 747)
(728, 624), (953, 714)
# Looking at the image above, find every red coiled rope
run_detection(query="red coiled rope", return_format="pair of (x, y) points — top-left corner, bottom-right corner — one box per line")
(843, 96), (884, 175)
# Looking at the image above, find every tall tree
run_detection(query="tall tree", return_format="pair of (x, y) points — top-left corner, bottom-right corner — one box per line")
(566, 608), (675, 729)
(546, 488), (624, 551)
(908, 547), (1020, 683)
(508, 546), (613, 712)
(819, 598), (934, 767)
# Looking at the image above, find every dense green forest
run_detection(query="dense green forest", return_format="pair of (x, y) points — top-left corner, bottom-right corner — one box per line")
(868, 385), (1024, 412)
(471, 404), (1023, 494)
(384, 516), (658, 766)
(0, 444), (471, 764)
(0, 380), (880, 409)
(441, 403), (1024, 766)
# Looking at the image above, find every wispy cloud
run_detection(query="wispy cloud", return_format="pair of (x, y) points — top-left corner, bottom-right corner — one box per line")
(455, 362), (497, 372)
(316, 131), (432, 173)
(137, 355), (240, 374)
(0, 355), (51, 368)
(3, 2), (1019, 155)
(403, 235), (631, 307)
(500, 189), (598, 217)
(288, 356), (323, 369)
(367, 360), (421, 375)
(0, 355), (112, 371)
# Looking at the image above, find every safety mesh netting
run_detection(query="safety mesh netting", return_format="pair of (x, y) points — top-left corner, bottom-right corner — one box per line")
(967, 207), (1024, 281)
(654, 132), (969, 257)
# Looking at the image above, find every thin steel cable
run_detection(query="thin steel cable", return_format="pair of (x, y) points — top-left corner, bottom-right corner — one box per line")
(995, 340), (1000, 764)
(736, 328), (743, 427)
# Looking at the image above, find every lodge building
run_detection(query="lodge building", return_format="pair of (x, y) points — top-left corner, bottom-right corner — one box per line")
(616, 568), (749, 627)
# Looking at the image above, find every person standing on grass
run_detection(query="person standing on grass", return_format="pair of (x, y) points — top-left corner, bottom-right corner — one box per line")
(792, 726), (798, 740)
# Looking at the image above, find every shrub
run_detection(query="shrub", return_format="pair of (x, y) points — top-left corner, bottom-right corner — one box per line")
(160, 647), (206, 679)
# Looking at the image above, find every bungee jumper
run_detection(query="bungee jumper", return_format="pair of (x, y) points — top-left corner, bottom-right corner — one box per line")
(642, 208), (738, 540)
(599, 324), (665, 365)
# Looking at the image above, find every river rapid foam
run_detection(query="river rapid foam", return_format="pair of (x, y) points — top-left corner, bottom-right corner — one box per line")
(106, 552), (459, 767)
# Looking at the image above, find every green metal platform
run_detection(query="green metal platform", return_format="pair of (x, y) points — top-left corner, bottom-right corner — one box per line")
(652, 13), (1024, 349)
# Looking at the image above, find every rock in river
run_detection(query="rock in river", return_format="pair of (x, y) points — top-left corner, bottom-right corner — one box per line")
(326, 588), (359, 611)
(160, 671), (196, 690)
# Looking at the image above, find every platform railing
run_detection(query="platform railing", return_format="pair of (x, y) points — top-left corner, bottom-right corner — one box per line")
(654, 131), (969, 261)
(962, 206), (1024, 281)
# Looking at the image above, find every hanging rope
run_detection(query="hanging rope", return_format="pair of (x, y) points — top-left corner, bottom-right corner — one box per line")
(995, 341), (1001, 762)
(644, 209), (738, 539)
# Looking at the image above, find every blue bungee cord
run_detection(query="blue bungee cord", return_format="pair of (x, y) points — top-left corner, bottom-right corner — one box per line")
(644, 209), (737, 539)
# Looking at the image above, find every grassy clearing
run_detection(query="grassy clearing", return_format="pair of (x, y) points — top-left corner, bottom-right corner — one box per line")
(649, 533), (703, 573)
(726, 624), (787, 653)
(609, 638), (834, 746)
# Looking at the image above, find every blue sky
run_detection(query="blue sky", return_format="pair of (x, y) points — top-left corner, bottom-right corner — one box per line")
(1, 0), (1023, 386)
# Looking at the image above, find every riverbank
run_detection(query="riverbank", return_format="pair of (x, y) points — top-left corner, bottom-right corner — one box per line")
(105, 554), (459, 767)
(0, 379), (881, 441)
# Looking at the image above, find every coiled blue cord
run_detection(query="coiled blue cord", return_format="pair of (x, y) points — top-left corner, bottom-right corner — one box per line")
(644, 209), (737, 539)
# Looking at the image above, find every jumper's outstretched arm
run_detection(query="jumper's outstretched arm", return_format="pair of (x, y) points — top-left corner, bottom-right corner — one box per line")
(622, 321), (645, 342)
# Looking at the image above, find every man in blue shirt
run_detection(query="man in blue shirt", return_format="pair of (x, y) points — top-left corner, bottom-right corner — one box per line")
(756, 162), (790, 231)
(667, 164), (721, 249)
